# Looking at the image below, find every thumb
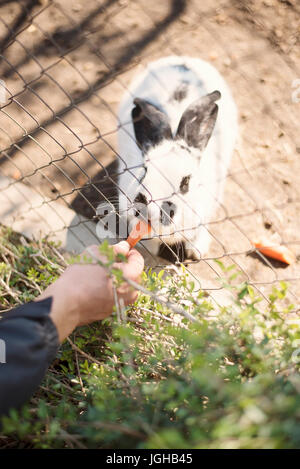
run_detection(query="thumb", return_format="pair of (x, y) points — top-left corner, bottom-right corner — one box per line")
(113, 241), (130, 258)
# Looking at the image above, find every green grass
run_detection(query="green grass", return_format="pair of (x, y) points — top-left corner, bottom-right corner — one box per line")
(0, 226), (300, 449)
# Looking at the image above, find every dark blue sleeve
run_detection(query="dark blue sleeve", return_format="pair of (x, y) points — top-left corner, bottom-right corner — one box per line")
(0, 297), (59, 417)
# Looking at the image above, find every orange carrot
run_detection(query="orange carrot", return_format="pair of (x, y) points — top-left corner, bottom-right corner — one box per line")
(127, 220), (152, 248)
(252, 238), (296, 265)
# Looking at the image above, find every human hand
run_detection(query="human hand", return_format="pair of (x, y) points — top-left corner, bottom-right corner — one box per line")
(38, 241), (144, 342)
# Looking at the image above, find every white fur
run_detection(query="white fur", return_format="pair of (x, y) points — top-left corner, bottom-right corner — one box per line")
(99, 56), (238, 259)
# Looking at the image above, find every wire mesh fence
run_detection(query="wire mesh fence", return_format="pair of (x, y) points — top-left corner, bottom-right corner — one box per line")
(0, 0), (300, 311)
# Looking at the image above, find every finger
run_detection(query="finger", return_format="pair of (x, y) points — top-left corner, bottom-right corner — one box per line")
(121, 248), (144, 280)
(113, 241), (130, 257)
(83, 242), (130, 264)
(117, 287), (138, 306)
(82, 243), (144, 281)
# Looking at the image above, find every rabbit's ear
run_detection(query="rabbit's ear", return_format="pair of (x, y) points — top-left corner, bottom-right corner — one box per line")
(176, 91), (221, 151)
(132, 98), (172, 150)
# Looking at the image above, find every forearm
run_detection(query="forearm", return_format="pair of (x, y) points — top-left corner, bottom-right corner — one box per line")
(0, 242), (143, 419)
(38, 273), (80, 343)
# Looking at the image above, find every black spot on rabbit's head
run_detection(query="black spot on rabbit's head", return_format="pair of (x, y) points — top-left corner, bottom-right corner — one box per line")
(175, 64), (189, 73)
(172, 82), (188, 102)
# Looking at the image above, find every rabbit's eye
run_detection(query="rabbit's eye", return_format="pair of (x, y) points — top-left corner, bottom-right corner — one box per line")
(180, 175), (191, 194)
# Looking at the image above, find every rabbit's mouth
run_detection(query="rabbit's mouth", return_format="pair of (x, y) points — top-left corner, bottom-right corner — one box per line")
(127, 213), (179, 241)
(130, 198), (178, 236)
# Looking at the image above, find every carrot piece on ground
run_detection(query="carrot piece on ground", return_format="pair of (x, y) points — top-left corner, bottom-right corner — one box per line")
(252, 238), (296, 265)
(127, 220), (152, 248)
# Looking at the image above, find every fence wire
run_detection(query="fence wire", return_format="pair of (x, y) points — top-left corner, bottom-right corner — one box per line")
(0, 0), (300, 311)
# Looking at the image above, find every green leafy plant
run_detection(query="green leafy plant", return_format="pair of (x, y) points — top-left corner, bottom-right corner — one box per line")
(0, 226), (64, 309)
(0, 227), (299, 449)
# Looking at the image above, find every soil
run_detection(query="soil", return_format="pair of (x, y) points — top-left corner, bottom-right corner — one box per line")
(0, 0), (299, 309)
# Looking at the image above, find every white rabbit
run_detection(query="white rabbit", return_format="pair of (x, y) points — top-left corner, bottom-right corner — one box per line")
(97, 56), (238, 261)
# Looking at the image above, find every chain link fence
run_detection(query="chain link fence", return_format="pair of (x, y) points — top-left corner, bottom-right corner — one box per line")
(0, 0), (300, 310)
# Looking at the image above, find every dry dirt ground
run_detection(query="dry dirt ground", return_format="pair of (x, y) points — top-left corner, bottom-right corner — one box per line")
(0, 0), (300, 309)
